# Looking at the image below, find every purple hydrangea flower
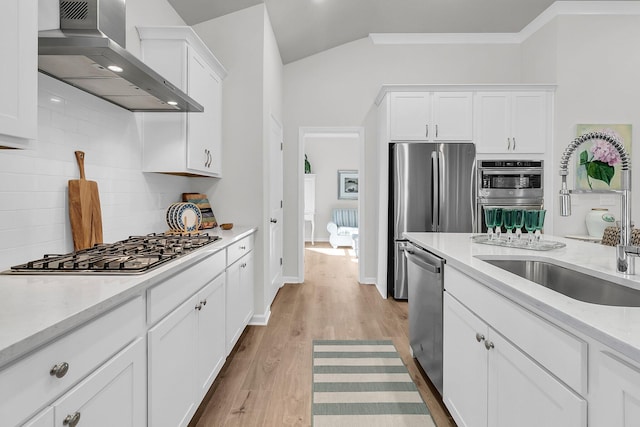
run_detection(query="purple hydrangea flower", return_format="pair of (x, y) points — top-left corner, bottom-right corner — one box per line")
(591, 137), (621, 166)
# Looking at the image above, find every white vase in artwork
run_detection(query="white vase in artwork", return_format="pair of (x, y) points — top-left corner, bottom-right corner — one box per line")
(585, 208), (615, 237)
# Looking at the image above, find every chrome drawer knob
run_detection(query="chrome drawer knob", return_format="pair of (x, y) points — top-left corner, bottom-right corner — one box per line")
(475, 333), (485, 343)
(195, 303), (203, 311)
(50, 362), (70, 378)
(63, 412), (81, 427)
(484, 340), (495, 350)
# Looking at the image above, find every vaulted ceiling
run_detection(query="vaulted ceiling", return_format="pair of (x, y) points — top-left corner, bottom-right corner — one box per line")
(167, 0), (633, 64)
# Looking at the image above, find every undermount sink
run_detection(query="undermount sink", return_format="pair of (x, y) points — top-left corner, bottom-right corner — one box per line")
(480, 258), (640, 307)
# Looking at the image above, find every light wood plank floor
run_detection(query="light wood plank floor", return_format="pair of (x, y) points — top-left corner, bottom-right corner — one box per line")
(191, 242), (456, 427)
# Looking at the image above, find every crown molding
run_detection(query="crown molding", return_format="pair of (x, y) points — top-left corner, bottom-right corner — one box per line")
(368, 33), (520, 45)
(369, 1), (640, 46)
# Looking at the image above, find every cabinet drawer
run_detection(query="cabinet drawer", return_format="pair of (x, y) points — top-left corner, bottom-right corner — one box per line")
(0, 297), (144, 427)
(227, 235), (254, 266)
(52, 337), (146, 427)
(147, 250), (225, 325)
(446, 267), (587, 395)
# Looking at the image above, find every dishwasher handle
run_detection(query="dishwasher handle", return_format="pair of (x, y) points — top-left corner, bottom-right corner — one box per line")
(405, 249), (442, 274)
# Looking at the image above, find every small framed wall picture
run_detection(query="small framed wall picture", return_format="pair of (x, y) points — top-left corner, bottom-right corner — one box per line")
(575, 124), (632, 191)
(338, 170), (358, 200)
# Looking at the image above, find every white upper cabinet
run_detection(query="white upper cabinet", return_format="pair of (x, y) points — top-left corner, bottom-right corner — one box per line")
(138, 27), (226, 177)
(474, 91), (550, 154)
(390, 92), (473, 142)
(0, 0), (37, 148)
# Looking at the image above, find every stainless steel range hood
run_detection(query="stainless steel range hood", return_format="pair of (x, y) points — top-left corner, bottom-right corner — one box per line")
(38, 0), (203, 112)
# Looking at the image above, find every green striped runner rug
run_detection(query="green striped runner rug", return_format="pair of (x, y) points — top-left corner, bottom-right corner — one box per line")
(312, 340), (435, 427)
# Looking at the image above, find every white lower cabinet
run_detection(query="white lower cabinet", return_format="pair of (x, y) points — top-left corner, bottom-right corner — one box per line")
(226, 249), (254, 354)
(592, 351), (640, 426)
(444, 282), (587, 427)
(8, 232), (254, 427)
(52, 338), (146, 427)
(443, 293), (488, 427)
(196, 274), (226, 400)
(148, 293), (199, 427)
(22, 408), (53, 427)
(1, 297), (144, 427)
(148, 273), (225, 427)
(486, 329), (585, 427)
(22, 338), (146, 427)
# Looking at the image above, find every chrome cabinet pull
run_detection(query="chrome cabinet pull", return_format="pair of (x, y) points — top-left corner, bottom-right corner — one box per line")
(435, 124), (438, 138)
(201, 299), (207, 306)
(239, 245), (246, 250)
(63, 412), (81, 427)
(507, 138), (511, 150)
(195, 303), (203, 311)
(50, 362), (69, 378)
(475, 333), (485, 343)
(512, 137), (516, 150)
(270, 218), (277, 223)
(484, 340), (495, 350)
(425, 124), (429, 138)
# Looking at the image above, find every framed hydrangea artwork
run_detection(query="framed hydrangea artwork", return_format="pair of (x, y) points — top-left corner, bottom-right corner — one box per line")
(575, 124), (632, 191)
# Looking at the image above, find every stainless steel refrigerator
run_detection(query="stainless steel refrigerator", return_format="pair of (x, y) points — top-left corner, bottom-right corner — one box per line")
(388, 142), (476, 299)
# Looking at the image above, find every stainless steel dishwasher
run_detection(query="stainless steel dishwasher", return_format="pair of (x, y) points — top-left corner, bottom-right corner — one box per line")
(405, 242), (445, 395)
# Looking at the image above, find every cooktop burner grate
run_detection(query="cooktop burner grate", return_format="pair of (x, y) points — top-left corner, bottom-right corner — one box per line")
(7, 233), (221, 274)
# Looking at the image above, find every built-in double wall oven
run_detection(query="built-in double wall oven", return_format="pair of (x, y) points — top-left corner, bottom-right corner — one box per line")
(476, 160), (544, 233)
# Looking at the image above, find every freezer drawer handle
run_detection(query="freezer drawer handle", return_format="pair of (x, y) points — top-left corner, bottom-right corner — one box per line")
(405, 250), (441, 274)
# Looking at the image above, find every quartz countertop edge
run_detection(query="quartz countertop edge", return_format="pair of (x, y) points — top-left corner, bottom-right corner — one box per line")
(404, 232), (640, 364)
(0, 226), (257, 368)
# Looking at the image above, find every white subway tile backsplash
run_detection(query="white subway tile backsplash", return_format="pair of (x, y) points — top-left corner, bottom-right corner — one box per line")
(0, 75), (208, 271)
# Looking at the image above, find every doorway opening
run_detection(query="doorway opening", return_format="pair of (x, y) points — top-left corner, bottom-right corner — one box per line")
(298, 127), (365, 284)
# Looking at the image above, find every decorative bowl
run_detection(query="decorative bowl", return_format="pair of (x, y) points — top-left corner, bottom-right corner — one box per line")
(220, 223), (233, 230)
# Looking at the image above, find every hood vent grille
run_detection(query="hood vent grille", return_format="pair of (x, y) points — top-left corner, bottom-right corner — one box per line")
(60, 2), (89, 21)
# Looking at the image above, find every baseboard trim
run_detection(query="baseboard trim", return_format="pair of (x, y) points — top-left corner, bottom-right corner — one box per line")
(250, 307), (271, 326)
(359, 276), (377, 285)
(282, 275), (302, 284)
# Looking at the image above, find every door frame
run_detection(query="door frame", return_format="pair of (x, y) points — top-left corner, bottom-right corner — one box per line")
(268, 114), (284, 306)
(297, 126), (365, 284)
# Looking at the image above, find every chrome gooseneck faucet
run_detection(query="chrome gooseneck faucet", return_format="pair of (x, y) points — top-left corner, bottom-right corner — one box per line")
(559, 131), (637, 274)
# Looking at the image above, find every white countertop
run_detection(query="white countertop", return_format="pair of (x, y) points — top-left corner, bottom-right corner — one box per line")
(0, 227), (257, 368)
(404, 232), (640, 363)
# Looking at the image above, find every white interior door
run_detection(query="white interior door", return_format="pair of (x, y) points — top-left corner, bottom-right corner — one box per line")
(269, 115), (284, 304)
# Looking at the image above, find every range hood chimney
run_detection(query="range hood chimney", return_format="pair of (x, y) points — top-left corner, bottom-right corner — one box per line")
(38, 0), (203, 112)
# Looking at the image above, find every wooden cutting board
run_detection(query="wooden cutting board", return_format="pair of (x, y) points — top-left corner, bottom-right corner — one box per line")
(69, 151), (103, 250)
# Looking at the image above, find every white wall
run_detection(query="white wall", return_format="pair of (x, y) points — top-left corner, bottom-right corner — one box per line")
(193, 8), (264, 226)
(283, 38), (521, 281)
(304, 136), (359, 242)
(523, 14), (640, 236)
(0, 0), (190, 271)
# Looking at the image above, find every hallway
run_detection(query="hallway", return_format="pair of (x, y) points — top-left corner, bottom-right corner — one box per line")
(192, 242), (454, 426)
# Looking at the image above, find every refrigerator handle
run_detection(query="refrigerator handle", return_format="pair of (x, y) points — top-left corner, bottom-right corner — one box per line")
(431, 151), (439, 231)
(471, 158), (477, 233)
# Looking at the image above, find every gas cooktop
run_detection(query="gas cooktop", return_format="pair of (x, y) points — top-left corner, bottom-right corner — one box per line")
(7, 233), (221, 275)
